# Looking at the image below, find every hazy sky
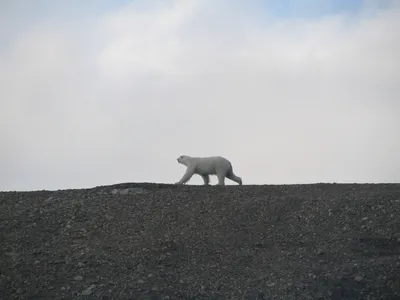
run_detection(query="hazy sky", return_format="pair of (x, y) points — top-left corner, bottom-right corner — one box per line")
(1, 0), (399, 191)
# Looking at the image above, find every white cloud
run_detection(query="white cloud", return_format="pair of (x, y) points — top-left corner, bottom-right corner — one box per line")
(1, 0), (399, 190)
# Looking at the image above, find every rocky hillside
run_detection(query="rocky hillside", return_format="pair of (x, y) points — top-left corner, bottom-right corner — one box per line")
(1, 183), (399, 300)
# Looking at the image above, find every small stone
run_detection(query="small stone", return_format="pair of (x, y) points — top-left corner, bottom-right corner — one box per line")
(354, 275), (363, 282)
(77, 262), (85, 267)
(111, 188), (146, 195)
(81, 285), (95, 296)
(148, 274), (154, 278)
(5, 251), (18, 257)
(74, 275), (83, 281)
(66, 224), (72, 229)
(34, 260), (40, 264)
(44, 196), (54, 203)
(16, 288), (23, 294)
(138, 279), (144, 284)
(257, 292), (265, 300)
(362, 217), (368, 221)
(125, 187), (146, 194)
(119, 189), (130, 195)
(266, 282), (276, 287)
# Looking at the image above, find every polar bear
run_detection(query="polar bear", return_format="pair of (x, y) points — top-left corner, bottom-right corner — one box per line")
(175, 155), (242, 186)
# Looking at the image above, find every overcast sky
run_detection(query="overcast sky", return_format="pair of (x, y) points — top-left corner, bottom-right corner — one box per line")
(1, 0), (399, 191)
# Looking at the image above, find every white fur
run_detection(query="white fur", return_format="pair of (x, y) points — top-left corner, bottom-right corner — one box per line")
(175, 155), (242, 186)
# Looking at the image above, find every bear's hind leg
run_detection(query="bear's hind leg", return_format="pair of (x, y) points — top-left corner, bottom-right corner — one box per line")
(216, 172), (226, 186)
(226, 169), (242, 185)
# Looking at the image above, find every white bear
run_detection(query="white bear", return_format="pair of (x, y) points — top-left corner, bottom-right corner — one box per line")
(175, 155), (242, 186)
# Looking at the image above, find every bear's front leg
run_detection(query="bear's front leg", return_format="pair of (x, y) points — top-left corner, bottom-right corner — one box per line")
(201, 175), (210, 185)
(176, 167), (195, 184)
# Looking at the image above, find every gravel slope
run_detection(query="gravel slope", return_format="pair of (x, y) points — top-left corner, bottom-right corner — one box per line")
(1, 183), (399, 300)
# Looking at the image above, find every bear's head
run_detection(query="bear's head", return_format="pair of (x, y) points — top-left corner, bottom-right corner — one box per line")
(177, 155), (190, 166)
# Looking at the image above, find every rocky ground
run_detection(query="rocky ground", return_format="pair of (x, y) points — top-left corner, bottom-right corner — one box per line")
(0, 183), (399, 300)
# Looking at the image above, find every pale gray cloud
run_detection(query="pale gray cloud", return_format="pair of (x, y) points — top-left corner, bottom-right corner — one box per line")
(1, 0), (399, 190)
